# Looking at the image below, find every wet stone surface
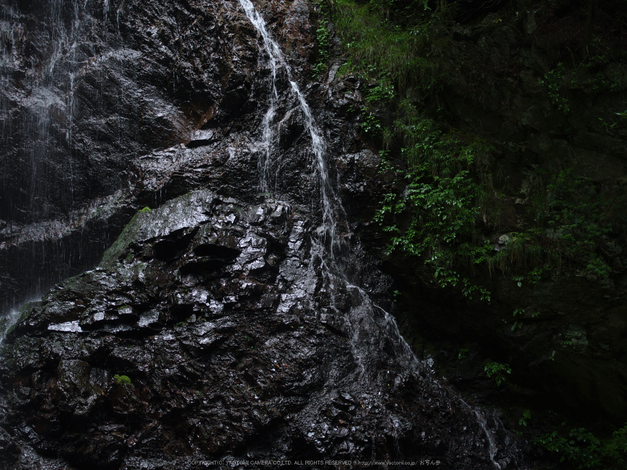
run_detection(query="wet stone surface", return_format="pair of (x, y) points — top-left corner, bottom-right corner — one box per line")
(0, 0), (317, 311)
(0, 190), (531, 469)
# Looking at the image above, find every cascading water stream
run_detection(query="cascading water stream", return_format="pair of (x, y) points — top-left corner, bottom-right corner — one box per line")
(239, 1), (279, 194)
(239, 0), (425, 384)
(474, 407), (504, 470)
(238, 2), (506, 466)
(237, 7), (429, 436)
(238, 0), (338, 255)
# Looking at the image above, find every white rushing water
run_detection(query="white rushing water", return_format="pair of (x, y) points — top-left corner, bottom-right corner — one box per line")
(0, 308), (23, 347)
(238, 0), (339, 257)
(238, 0), (424, 383)
(474, 408), (503, 470)
(237, 0), (433, 401)
(238, 0), (279, 194)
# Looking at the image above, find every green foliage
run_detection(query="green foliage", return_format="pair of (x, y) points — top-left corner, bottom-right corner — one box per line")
(511, 307), (524, 331)
(360, 111), (383, 134)
(313, 0), (331, 77)
(329, 0), (504, 300)
(540, 169), (612, 278)
(512, 307), (525, 317)
(328, 0), (440, 89)
(487, 168), (614, 283)
(539, 40), (627, 114)
(486, 233), (559, 285)
(139, 206), (152, 213)
(374, 105), (494, 300)
(534, 423), (627, 470)
(365, 81), (396, 103)
(586, 256), (611, 279)
(114, 374), (132, 385)
(359, 79), (397, 138)
(509, 307), (540, 331)
(484, 361), (511, 387)
(519, 409), (532, 427)
(538, 63), (571, 113)
(330, 0), (618, 306)
(330, 0), (621, 307)
(560, 333), (574, 349)
(598, 110), (627, 133)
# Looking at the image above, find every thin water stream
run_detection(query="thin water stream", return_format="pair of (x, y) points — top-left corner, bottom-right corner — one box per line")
(238, 0), (339, 256)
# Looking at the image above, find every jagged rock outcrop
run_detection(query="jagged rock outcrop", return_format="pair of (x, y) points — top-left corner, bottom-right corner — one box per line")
(1, 189), (531, 469)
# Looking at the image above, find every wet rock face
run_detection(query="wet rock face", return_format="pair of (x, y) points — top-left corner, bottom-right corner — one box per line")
(0, 0), (318, 310)
(0, 0), (316, 227)
(1, 190), (528, 469)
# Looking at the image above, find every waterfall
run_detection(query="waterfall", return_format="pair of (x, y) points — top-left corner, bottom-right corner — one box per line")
(239, 0), (423, 381)
(474, 408), (504, 470)
(238, 0), (279, 194)
(238, 2), (506, 466)
(238, 0), (339, 255)
(1, 0), (86, 223)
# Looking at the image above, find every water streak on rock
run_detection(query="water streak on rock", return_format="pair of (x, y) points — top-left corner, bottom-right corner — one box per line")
(238, 0), (339, 255)
(0, 308), (20, 347)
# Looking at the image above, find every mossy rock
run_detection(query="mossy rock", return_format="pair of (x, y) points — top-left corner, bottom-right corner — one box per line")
(99, 190), (216, 269)
(99, 209), (152, 269)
